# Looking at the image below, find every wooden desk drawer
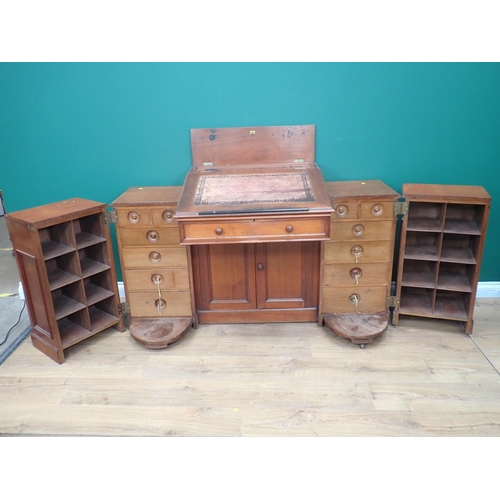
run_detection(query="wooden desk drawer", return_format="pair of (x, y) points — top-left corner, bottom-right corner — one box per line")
(331, 202), (359, 220)
(116, 209), (151, 227)
(179, 215), (330, 244)
(115, 208), (180, 227)
(323, 263), (390, 287)
(324, 241), (392, 264)
(151, 207), (178, 226)
(322, 286), (388, 314)
(122, 247), (188, 268)
(119, 227), (181, 246)
(330, 220), (394, 242)
(128, 291), (192, 317)
(125, 268), (190, 291)
(360, 201), (394, 220)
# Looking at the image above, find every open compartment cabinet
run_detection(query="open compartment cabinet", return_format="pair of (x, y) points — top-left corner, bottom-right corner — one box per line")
(6, 199), (126, 363)
(392, 184), (491, 333)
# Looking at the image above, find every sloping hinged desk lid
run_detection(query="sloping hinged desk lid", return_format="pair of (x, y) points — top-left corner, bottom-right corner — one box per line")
(175, 125), (333, 218)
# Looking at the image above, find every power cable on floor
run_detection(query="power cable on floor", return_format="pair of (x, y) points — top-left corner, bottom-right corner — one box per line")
(467, 333), (500, 377)
(0, 300), (26, 346)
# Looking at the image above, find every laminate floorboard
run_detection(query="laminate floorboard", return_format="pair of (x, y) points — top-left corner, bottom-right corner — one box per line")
(1, 298), (500, 436)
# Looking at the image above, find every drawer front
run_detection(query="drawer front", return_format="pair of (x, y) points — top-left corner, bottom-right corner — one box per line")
(125, 268), (190, 291)
(359, 201), (394, 220)
(323, 263), (390, 287)
(151, 207), (178, 226)
(180, 216), (330, 244)
(119, 227), (181, 246)
(128, 291), (192, 317)
(116, 208), (151, 227)
(330, 220), (393, 242)
(122, 246), (188, 268)
(324, 240), (392, 264)
(321, 286), (388, 314)
(331, 202), (359, 220)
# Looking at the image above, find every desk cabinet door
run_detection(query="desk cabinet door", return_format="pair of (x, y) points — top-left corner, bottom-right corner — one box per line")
(255, 241), (320, 309)
(191, 241), (320, 313)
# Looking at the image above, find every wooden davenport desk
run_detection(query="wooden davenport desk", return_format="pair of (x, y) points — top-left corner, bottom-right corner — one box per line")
(112, 125), (399, 349)
(8, 125), (489, 362)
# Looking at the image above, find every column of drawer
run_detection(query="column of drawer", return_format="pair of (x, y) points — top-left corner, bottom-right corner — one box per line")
(117, 207), (192, 318)
(322, 201), (394, 314)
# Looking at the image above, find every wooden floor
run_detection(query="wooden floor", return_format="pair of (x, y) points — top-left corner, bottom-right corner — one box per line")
(1, 299), (500, 436)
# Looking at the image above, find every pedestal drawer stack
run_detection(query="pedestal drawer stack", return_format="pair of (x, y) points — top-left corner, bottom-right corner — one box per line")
(111, 187), (195, 348)
(320, 181), (399, 346)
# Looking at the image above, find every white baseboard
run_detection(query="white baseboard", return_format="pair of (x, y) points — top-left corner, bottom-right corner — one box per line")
(18, 281), (500, 300)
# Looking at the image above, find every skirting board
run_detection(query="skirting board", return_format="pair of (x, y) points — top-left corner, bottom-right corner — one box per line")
(18, 281), (500, 300)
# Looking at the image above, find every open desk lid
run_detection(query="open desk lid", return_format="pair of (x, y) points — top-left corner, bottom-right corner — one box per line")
(176, 125), (333, 218)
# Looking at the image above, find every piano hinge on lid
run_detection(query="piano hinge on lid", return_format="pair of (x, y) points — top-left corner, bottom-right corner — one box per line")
(104, 209), (117, 224)
(118, 302), (130, 315)
(293, 158), (304, 163)
(394, 201), (408, 215)
(387, 295), (400, 308)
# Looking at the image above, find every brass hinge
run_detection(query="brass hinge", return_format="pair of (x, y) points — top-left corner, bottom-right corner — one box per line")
(394, 201), (408, 215)
(293, 158), (304, 163)
(202, 161), (214, 167)
(387, 295), (400, 308)
(104, 209), (117, 224)
(118, 302), (130, 315)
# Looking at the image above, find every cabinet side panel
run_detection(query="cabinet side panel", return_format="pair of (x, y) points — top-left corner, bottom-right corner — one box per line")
(16, 250), (53, 337)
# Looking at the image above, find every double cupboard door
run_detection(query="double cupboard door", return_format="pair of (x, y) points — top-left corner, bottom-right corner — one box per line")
(191, 241), (320, 323)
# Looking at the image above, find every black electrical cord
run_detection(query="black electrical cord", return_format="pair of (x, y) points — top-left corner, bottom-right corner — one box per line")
(0, 300), (26, 346)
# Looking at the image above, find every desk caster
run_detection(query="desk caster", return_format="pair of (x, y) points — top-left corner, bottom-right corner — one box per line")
(358, 344), (365, 349)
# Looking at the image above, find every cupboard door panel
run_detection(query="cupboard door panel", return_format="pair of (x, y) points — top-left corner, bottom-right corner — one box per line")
(255, 241), (320, 309)
(192, 244), (257, 311)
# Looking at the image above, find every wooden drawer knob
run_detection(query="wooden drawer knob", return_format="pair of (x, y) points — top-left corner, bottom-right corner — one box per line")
(162, 210), (174, 222)
(155, 298), (167, 310)
(349, 293), (361, 304)
(147, 230), (159, 242)
(128, 211), (140, 223)
(350, 267), (363, 285)
(335, 205), (349, 218)
(215, 228), (223, 235)
(371, 204), (383, 216)
(151, 274), (164, 285)
(286, 225), (293, 233)
(351, 245), (363, 259)
(352, 224), (365, 237)
(149, 251), (162, 263)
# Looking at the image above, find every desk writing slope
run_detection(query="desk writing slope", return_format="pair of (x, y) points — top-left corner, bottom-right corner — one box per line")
(176, 125), (333, 245)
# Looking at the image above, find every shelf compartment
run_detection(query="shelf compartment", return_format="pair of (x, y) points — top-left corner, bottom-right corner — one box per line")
(89, 305), (119, 333)
(437, 263), (473, 293)
(80, 258), (111, 278)
(403, 231), (440, 261)
(443, 219), (481, 235)
(399, 287), (434, 316)
(45, 252), (81, 290)
(47, 268), (81, 290)
(440, 233), (478, 264)
(75, 232), (107, 249)
(42, 240), (75, 260)
(433, 291), (469, 320)
(39, 222), (75, 260)
(401, 260), (437, 288)
(406, 202), (445, 232)
(52, 294), (86, 320)
(440, 247), (476, 264)
(58, 318), (92, 349)
(85, 283), (114, 306)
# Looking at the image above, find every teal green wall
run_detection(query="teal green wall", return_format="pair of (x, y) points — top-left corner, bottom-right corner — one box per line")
(1, 63), (499, 280)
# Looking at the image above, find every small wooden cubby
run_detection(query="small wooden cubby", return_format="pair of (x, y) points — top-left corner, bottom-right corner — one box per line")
(393, 184), (491, 333)
(6, 199), (125, 363)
